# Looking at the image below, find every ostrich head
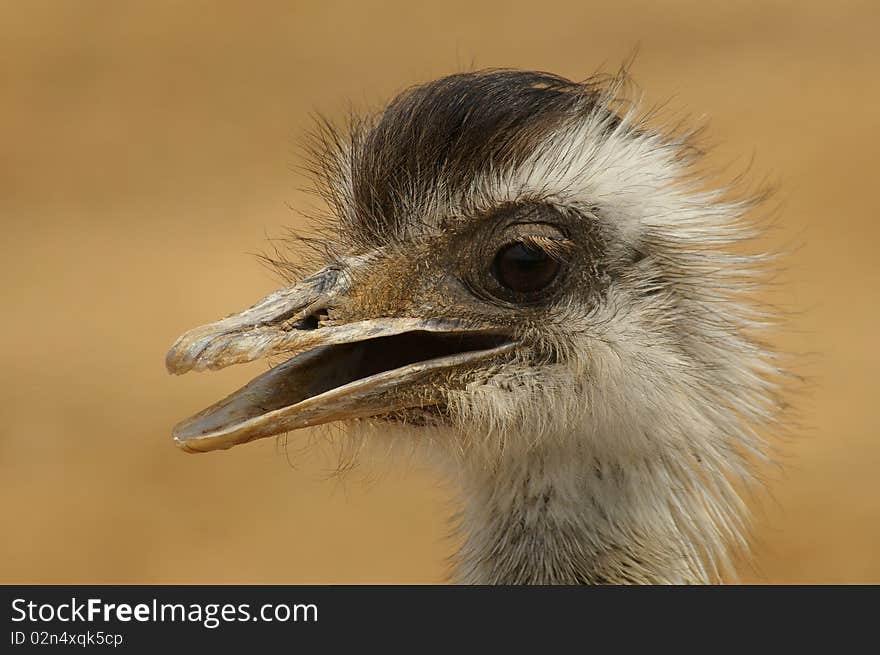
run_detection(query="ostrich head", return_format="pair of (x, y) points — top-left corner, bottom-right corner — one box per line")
(166, 69), (784, 584)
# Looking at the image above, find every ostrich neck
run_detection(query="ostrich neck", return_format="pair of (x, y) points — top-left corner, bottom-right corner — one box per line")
(453, 446), (707, 584)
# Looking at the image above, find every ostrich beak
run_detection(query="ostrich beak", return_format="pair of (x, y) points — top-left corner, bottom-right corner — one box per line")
(166, 261), (517, 453)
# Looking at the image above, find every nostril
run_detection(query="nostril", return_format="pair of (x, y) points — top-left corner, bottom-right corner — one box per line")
(291, 307), (329, 331)
(293, 314), (320, 330)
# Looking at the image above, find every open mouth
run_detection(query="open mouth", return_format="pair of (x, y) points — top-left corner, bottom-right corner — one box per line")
(171, 329), (517, 453)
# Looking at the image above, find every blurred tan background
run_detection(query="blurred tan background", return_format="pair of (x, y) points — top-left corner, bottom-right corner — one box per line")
(1, 1), (878, 583)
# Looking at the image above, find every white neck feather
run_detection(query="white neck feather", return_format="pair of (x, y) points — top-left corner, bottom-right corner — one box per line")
(451, 442), (737, 584)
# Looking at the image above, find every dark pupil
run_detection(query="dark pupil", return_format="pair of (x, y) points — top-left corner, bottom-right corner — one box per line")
(493, 242), (560, 294)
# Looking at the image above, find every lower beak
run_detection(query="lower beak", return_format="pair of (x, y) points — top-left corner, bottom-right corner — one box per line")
(166, 267), (517, 453)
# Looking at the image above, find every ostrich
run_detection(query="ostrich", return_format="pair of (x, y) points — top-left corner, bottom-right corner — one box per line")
(166, 69), (784, 584)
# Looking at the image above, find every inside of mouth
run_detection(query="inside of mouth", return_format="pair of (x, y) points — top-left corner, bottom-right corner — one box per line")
(335, 330), (510, 390)
(176, 330), (511, 439)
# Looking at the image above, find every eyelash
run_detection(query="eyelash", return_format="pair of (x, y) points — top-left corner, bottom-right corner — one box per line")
(514, 234), (575, 262)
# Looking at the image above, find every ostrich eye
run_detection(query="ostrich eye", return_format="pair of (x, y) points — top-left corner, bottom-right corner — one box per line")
(492, 241), (561, 294)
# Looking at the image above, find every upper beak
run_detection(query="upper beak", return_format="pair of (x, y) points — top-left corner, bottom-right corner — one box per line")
(166, 258), (517, 453)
